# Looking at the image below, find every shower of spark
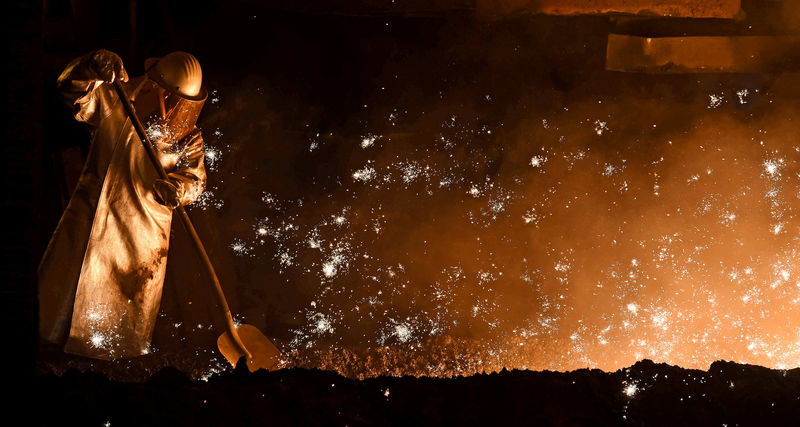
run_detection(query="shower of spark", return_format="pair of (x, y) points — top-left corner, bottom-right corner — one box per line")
(180, 34), (800, 379)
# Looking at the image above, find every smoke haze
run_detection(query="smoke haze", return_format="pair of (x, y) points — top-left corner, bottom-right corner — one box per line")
(142, 13), (800, 377)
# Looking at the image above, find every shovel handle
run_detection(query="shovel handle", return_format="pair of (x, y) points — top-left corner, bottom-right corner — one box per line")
(112, 80), (251, 360)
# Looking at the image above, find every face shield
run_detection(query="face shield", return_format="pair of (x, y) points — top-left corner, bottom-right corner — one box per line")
(129, 72), (206, 149)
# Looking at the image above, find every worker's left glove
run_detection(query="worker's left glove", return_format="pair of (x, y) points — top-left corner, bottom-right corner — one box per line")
(153, 179), (183, 209)
(90, 49), (129, 84)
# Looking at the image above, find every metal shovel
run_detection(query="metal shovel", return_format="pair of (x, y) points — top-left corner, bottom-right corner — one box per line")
(113, 80), (281, 372)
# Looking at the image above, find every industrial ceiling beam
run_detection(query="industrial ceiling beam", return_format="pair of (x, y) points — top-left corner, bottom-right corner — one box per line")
(476, 0), (742, 19)
(606, 34), (800, 73)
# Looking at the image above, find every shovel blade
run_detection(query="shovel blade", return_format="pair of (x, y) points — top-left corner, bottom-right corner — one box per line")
(217, 324), (282, 372)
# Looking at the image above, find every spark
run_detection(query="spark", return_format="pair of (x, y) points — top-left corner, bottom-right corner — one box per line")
(230, 239), (250, 256)
(228, 85), (800, 378)
(529, 155), (546, 167)
(651, 312), (669, 330)
(90, 332), (107, 348)
(736, 89), (749, 104)
(399, 161), (424, 184)
(763, 159), (782, 178)
(86, 308), (104, 322)
(352, 166), (376, 182)
(322, 262), (337, 278)
(313, 314), (333, 334)
(145, 122), (165, 141)
(594, 120), (609, 135)
(395, 324), (412, 343)
(204, 145), (222, 171)
(279, 252), (293, 267)
(361, 135), (379, 148)
(708, 93), (724, 108)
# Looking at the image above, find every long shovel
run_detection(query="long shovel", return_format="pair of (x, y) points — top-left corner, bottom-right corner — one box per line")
(113, 80), (281, 372)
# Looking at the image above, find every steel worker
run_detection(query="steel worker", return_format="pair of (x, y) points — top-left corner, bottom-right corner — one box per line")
(39, 49), (207, 359)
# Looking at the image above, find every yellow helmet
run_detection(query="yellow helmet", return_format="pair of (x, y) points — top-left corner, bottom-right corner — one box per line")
(144, 51), (204, 100)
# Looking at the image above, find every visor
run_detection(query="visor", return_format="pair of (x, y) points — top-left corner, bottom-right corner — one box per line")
(129, 76), (206, 145)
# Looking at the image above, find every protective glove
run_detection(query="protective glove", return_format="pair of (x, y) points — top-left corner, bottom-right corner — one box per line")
(153, 178), (183, 209)
(90, 49), (129, 84)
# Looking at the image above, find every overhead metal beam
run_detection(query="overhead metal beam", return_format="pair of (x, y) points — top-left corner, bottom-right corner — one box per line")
(477, 0), (742, 19)
(606, 34), (800, 73)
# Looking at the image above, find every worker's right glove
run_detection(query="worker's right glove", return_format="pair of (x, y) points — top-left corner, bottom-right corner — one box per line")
(90, 49), (129, 84)
(153, 178), (183, 209)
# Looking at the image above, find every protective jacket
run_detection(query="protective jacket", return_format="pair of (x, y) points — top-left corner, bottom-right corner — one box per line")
(38, 52), (207, 359)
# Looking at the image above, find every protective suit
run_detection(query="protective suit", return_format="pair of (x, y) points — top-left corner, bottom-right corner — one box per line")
(38, 50), (208, 359)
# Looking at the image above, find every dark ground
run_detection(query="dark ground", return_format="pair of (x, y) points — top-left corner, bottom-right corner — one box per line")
(34, 359), (800, 426)
(8, 0), (800, 425)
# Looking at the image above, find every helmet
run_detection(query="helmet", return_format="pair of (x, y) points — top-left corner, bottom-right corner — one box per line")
(144, 51), (205, 100)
